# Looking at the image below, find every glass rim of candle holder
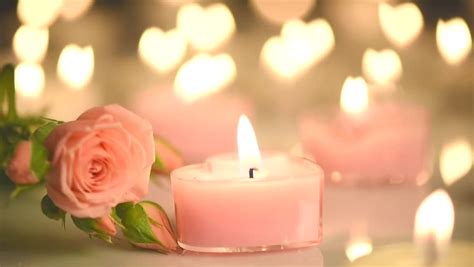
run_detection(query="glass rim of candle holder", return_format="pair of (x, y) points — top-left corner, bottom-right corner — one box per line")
(171, 155), (324, 182)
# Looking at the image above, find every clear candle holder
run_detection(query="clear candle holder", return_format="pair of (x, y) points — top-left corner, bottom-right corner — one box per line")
(171, 155), (324, 253)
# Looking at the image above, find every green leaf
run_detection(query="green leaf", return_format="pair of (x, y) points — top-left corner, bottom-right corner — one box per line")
(71, 217), (97, 233)
(110, 207), (124, 229)
(0, 64), (17, 121)
(71, 216), (112, 243)
(30, 122), (58, 181)
(115, 202), (159, 245)
(41, 195), (66, 223)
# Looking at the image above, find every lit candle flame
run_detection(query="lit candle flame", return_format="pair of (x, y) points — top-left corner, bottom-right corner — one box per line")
(15, 63), (45, 98)
(345, 237), (373, 262)
(13, 25), (49, 63)
(138, 27), (187, 74)
(340, 76), (369, 115)
(436, 18), (472, 65)
(174, 53), (236, 103)
(57, 44), (94, 90)
(237, 115), (262, 177)
(17, 0), (62, 28)
(414, 189), (454, 263)
(440, 138), (472, 186)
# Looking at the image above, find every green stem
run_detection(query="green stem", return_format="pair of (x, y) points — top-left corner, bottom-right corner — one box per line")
(0, 68), (5, 119)
(0, 64), (17, 122)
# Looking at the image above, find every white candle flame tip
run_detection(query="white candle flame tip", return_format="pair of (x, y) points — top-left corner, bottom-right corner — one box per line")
(237, 115), (262, 176)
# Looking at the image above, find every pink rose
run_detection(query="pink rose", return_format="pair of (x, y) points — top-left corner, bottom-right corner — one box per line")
(6, 141), (38, 185)
(45, 105), (155, 218)
(132, 202), (179, 253)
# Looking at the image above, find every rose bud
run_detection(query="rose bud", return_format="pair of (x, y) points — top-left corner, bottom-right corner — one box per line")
(132, 201), (180, 253)
(96, 216), (117, 236)
(152, 136), (184, 175)
(6, 141), (38, 185)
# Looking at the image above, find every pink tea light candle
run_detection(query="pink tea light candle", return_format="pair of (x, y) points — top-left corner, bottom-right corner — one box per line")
(299, 77), (431, 185)
(132, 88), (252, 163)
(171, 115), (324, 253)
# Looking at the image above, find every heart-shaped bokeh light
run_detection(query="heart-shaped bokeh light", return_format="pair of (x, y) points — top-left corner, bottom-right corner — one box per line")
(60, 0), (94, 21)
(177, 3), (235, 52)
(13, 25), (49, 63)
(174, 53), (236, 103)
(138, 27), (187, 74)
(379, 3), (424, 48)
(57, 44), (94, 90)
(17, 0), (62, 28)
(436, 18), (472, 65)
(362, 48), (402, 85)
(261, 18), (335, 80)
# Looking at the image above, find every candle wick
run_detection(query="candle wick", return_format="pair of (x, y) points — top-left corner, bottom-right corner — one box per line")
(249, 167), (258, 179)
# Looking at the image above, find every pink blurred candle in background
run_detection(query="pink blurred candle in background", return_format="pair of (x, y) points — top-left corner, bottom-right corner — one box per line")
(132, 88), (252, 163)
(299, 77), (431, 185)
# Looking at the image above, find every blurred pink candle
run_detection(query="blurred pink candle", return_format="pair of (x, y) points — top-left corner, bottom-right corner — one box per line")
(171, 116), (324, 253)
(132, 89), (252, 163)
(299, 77), (430, 185)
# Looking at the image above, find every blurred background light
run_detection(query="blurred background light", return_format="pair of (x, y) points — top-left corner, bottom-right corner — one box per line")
(177, 3), (235, 52)
(439, 138), (472, 186)
(378, 2), (424, 48)
(17, 0), (62, 28)
(57, 44), (94, 90)
(436, 17), (472, 65)
(174, 53), (236, 103)
(13, 25), (49, 63)
(362, 48), (402, 85)
(250, 0), (316, 25)
(59, 0), (94, 21)
(345, 237), (373, 262)
(138, 27), (187, 74)
(261, 18), (334, 80)
(14, 62), (45, 98)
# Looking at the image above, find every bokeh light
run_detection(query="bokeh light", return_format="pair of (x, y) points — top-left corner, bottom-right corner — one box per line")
(14, 63), (45, 98)
(174, 53), (236, 102)
(57, 44), (95, 90)
(138, 27), (187, 74)
(378, 2), (424, 48)
(13, 25), (49, 63)
(261, 18), (334, 80)
(251, 0), (316, 25)
(177, 3), (235, 52)
(60, 0), (94, 21)
(17, 0), (62, 28)
(436, 18), (472, 65)
(439, 138), (472, 186)
(362, 48), (402, 85)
